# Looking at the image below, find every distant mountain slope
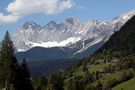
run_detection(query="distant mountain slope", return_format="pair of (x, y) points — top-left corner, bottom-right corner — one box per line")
(16, 47), (74, 61)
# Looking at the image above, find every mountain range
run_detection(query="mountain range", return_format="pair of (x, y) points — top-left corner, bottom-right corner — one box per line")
(13, 10), (135, 61)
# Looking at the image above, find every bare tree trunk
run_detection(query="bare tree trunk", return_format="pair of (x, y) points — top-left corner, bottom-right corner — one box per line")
(4, 79), (7, 90)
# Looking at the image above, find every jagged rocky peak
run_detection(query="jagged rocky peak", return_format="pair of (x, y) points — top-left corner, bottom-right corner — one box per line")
(120, 10), (135, 18)
(64, 16), (80, 25)
(48, 21), (57, 26)
(88, 19), (99, 25)
(113, 10), (135, 21)
(43, 21), (57, 29)
(22, 21), (41, 30)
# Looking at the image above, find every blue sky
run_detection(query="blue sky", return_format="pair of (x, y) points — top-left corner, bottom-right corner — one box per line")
(0, 0), (135, 40)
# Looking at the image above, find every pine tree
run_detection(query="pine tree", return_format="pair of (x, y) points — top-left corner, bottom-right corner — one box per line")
(0, 31), (34, 90)
(23, 59), (34, 89)
(0, 31), (17, 90)
(15, 59), (34, 90)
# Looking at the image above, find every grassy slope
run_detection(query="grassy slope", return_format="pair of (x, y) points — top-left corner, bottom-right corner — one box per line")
(87, 69), (131, 87)
(65, 63), (117, 85)
(73, 63), (111, 76)
(113, 77), (135, 90)
(64, 63), (109, 85)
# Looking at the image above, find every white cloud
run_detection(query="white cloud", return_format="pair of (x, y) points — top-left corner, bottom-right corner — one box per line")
(0, 13), (20, 24)
(7, 0), (75, 16)
(0, 0), (75, 24)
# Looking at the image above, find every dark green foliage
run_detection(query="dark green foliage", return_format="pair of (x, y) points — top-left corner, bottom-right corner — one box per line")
(14, 59), (34, 90)
(34, 76), (47, 90)
(48, 73), (64, 90)
(96, 81), (103, 90)
(34, 71), (65, 90)
(0, 31), (18, 89)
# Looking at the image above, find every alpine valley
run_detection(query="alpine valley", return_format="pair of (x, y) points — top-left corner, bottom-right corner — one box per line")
(12, 10), (135, 76)
(1, 0), (135, 90)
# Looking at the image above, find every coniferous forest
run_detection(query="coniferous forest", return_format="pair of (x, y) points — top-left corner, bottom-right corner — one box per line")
(0, 16), (135, 90)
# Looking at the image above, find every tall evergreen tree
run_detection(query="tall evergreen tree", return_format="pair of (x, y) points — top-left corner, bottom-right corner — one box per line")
(0, 31), (34, 90)
(16, 59), (34, 90)
(0, 31), (17, 89)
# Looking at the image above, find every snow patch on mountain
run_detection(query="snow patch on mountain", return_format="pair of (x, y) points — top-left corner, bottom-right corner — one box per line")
(73, 36), (104, 55)
(25, 37), (81, 48)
